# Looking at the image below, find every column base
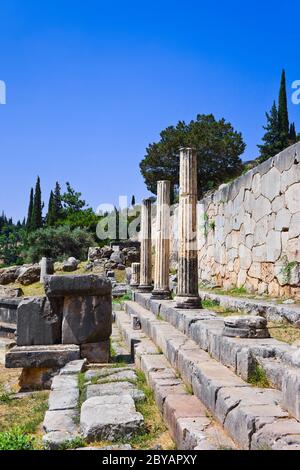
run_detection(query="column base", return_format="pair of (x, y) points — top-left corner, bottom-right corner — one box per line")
(174, 295), (202, 309)
(130, 283), (139, 290)
(137, 284), (153, 293)
(150, 289), (172, 300)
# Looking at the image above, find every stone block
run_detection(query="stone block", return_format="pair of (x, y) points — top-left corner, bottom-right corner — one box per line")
(48, 388), (79, 410)
(251, 418), (300, 450)
(43, 431), (79, 450)
(140, 354), (170, 378)
(16, 297), (62, 346)
(5, 344), (80, 369)
(51, 374), (78, 390)
(19, 366), (57, 391)
(62, 294), (112, 344)
(43, 409), (78, 433)
(86, 382), (145, 402)
(80, 395), (144, 441)
(282, 368), (300, 420)
(44, 274), (111, 297)
(80, 340), (110, 363)
(59, 359), (87, 375)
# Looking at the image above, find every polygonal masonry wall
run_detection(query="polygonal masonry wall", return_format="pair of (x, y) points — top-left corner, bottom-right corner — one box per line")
(160, 143), (300, 299)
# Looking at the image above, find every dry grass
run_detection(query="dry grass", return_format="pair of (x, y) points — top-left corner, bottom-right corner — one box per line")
(268, 321), (300, 345)
(0, 364), (48, 439)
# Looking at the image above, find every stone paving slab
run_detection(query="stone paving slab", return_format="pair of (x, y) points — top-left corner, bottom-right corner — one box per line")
(43, 409), (78, 433)
(43, 431), (79, 450)
(51, 374), (78, 390)
(48, 388), (79, 411)
(86, 382), (145, 402)
(80, 395), (144, 441)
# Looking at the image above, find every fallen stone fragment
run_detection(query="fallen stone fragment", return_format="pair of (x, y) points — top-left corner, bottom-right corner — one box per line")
(80, 395), (144, 441)
(222, 315), (270, 338)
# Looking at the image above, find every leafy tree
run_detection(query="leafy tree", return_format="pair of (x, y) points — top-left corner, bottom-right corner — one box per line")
(61, 182), (86, 215)
(23, 226), (95, 263)
(32, 176), (43, 230)
(140, 114), (245, 199)
(278, 69), (289, 148)
(26, 188), (34, 230)
(257, 102), (282, 162)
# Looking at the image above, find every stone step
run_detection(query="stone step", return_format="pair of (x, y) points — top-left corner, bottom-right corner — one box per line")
(116, 310), (237, 450)
(199, 289), (300, 326)
(0, 321), (16, 338)
(132, 292), (300, 421)
(119, 300), (300, 449)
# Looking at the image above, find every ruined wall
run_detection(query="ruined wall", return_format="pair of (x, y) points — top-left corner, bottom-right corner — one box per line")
(197, 143), (300, 298)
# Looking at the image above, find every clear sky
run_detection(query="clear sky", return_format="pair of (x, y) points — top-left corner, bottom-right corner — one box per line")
(1, 0), (299, 221)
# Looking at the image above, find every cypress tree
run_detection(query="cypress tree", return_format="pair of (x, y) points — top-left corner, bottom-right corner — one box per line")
(278, 69), (289, 148)
(258, 101), (282, 162)
(131, 195), (136, 207)
(46, 190), (55, 226)
(52, 182), (63, 223)
(26, 188), (34, 230)
(289, 122), (297, 143)
(32, 176), (43, 230)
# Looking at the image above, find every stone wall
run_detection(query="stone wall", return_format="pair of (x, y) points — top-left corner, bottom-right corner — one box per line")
(197, 143), (300, 298)
(159, 143), (300, 298)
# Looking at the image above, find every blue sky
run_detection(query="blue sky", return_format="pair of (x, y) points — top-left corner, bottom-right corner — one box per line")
(1, 0), (299, 221)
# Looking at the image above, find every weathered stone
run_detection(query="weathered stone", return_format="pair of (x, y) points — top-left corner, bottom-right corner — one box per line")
(282, 368), (300, 420)
(16, 297), (62, 346)
(86, 382), (145, 402)
(110, 251), (125, 265)
(43, 431), (79, 450)
(43, 409), (78, 433)
(224, 316), (267, 329)
(261, 167), (281, 202)
(40, 257), (54, 283)
(285, 183), (300, 214)
(19, 366), (57, 391)
(80, 340), (110, 363)
(5, 344), (80, 369)
(63, 257), (79, 272)
(266, 230), (281, 262)
(59, 359), (87, 375)
(17, 265), (41, 285)
(51, 374), (78, 390)
(48, 388), (79, 410)
(289, 212), (300, 239)
(0, 285), (23, 299)
(80, 395), (144, 441)
(175, 148), (201, 309)
(0, 266), (19, 285)
(138, 199), (153, 292)
(251, 418), (300, 450)
(44, 274), (111, 297)
(62, 295), (111, 344)
(275, 208), (291, 231)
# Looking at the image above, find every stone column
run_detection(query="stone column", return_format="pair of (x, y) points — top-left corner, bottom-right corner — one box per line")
(130, 262), (140, 289)
(151, 181), (171, 299)
(138, 199), (153, 292)
(175, 148), (201, 309)
(40, 257), (54, 284)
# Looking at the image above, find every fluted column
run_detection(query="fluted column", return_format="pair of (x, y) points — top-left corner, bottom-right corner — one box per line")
(130, 262), (140, 289)
(175, 148), (201, 309)
(151, 181), (171, 299)
(138, 198), (153, 292)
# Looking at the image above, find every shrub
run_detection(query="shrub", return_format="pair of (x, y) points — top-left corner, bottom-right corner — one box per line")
(23, 225), (95, 263)
(0, 427), (34, 450)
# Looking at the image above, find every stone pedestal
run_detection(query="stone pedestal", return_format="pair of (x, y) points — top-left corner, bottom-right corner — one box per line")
(151, 181), (171, 300)
(40, 257), (54, 284)
(130, 262), (140, 289)
(138, 199), (153, 292)
(175, 148), (201, 309)
(222, 316), (270, 338)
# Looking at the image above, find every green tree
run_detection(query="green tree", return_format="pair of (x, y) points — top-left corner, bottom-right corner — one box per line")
(140, 114), (245, 199)
(32, 176), (43, 230)
(61, 182), (86, 215)
(131, 195), (136, 207)
(257, 102), (282, 162)
(23, 226), (95, 263)
(278, 69), (289, 148)
(46, 182), (63, 226)
(289, 122), (297, 143)
(46, 190), (55, 226)
(26, 188), (34, 230)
